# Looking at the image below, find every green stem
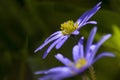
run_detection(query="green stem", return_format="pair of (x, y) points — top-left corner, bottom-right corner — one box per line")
(82, 73), (88, 80)
(89, 66), (96, 80)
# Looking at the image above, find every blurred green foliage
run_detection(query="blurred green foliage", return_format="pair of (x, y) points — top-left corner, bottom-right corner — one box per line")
(0, 0), (120, 80)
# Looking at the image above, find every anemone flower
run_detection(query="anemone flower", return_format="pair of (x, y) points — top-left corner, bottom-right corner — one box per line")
(34, 2), (102, 59)
(35, 27), (115, 80)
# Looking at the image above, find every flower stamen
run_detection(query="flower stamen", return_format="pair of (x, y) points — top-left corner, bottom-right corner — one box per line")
(75, 58), (87, 69)
(60, 20), (78, 35)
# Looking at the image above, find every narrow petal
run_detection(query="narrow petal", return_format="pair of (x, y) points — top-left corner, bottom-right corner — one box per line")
(78, 13), (89, 27)
(92, 34), (111, 58)
(56, 36), (68, 49)
(76, 10), (91, 25)
(82, 2), (101, 23)
(35, 70), (48, 75)
(77, 2), (101, 29)
(86, 44), (96, 60)
(96, 34), (111, 49)
(73, 37), (85, 62)
(73, 45), (80, 62)
(86, 21), (97, 24)
(78, 37), (85, 58)
(43, 36), (64, 59)
(55, 54), (74, 67)
(72, 30), (80, 35)
(51, 72), (72, 80)
(86, 27), (97, 55)
(82, 6), (100, 25)
(90, 45), (96, 51)
(35, 67), (70, 74)
(44, 31), (61, 42)
(38, 67), (72, 80)
(89, 34), (112, 63)
(34, 34), (62, 53)
(93, 52), (115, 63)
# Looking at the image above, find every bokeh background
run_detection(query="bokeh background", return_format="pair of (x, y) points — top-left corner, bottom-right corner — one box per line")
(0, 0), (120, 80)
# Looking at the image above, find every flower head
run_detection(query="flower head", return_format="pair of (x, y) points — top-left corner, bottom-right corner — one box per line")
(60, 20), (78, 35)
(34, 2), (102, 59)
(35, 27), (115, 80)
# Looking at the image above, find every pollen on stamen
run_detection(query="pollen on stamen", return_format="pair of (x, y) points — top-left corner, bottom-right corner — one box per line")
(75, 58), (87, 69)
(60, 20), (78, 35)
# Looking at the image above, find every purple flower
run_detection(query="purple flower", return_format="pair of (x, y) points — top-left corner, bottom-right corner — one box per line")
(35, 27), (115, 80)
(34, 2), (102, 59)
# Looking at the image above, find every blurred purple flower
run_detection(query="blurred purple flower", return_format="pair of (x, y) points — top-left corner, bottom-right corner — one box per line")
(34, 2), (102, 59)
(35, 27), (115, 80)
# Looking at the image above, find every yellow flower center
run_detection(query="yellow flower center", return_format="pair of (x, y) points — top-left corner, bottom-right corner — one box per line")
(60, 20), (78, 35)
(75, 58), (87, 69)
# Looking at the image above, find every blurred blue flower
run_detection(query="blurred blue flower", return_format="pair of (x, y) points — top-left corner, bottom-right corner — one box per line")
(35, 27), (115, 80)
(34, 2), (101, 59)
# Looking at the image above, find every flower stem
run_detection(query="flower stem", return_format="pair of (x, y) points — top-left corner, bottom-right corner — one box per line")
(89, 66), (96, 80)
(82, 73), (88, 80)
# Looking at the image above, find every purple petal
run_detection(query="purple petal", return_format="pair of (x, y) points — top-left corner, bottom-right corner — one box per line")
(72, 30), (80, 35)
(39, 70), (72, 80)
(86, 44), (96, 60)
(56, 36), (68, 49)
(96, 34), (111, 49)
(92, 34), (111, 57)
(76, 10), (91, 25)
(93, 52), (115, 63)
(73, 45), (80, 62)
(78, 15), (89, 27)
(89, 34), (112, 63)
(43, 36), (64, 59)
(35, 67), (70, 74)
(78, 37), (85, 58)
(35, 70), (48, 74)
(55, 54), (74, 67)
(34, 34), (62, 53)
(76, 2), (101, 29)
(36, 67), (73, 80)
(86, 27), (97, 55)
(73, 37), (84, 62)
(82, 2), (101, 23)
(86, 21), (97, 24)
(44, 31), (61, 42)
(90, 45), (96, 51)
(51, 72), (73, 80)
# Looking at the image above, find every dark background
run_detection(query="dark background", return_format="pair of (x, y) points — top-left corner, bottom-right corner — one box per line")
(0, 0), (120, 80)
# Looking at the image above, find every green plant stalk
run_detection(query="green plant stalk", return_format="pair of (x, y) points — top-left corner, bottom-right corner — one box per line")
(82, 73), (88, 80)
(89, 66), (96, 80)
